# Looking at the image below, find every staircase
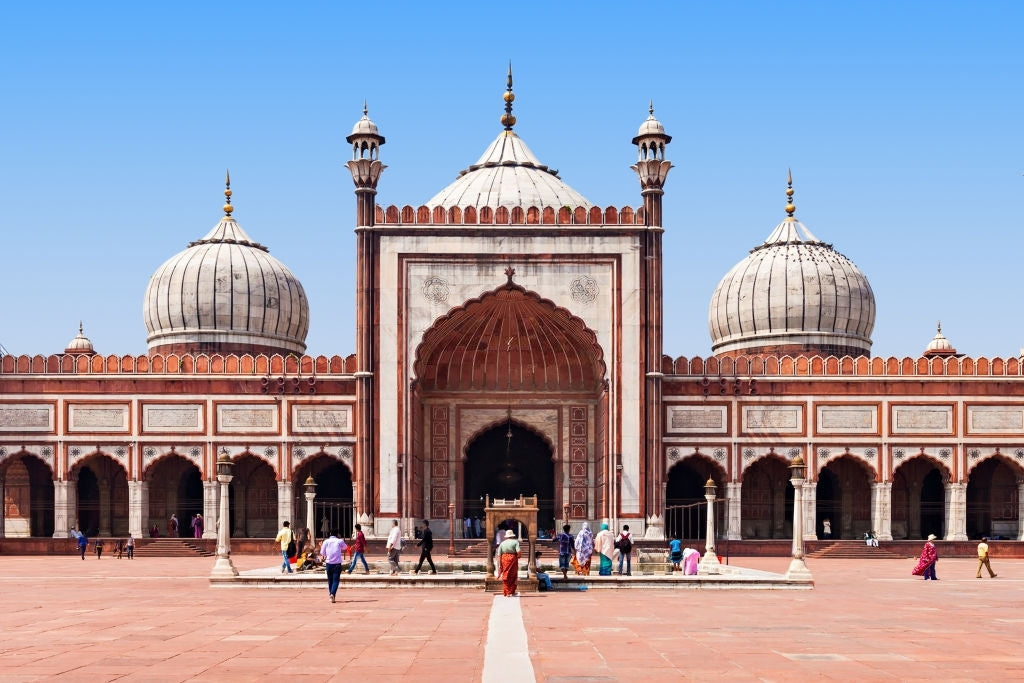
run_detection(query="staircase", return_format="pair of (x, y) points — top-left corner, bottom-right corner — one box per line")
(133, 538), (214, 558)
(808, 540), (904, 560)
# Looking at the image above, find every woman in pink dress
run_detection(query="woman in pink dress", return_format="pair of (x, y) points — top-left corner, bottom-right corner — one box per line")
(912, 534), (939, 580)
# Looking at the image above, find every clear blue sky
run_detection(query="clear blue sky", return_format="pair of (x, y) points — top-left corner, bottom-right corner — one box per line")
(1, 2), (1021, 359)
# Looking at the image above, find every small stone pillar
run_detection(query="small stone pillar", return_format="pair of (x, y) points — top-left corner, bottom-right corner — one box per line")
(697, 478), (720, 575)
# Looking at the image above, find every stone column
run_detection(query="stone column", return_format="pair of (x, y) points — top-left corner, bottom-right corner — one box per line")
(872, 482), (893, 541)
(945, 481), (968, 541)
(0, 475), (5, 537)
(697, 480), (720, 575)
(802, 482), (818, 541)
(277, 480), (294, 528)
(202, 480), (218, 539)
(1017, 480), (1024, 541)
(53, 479), (71, 538)
(725, 482), (742, 540)
(786, 462), (813, 581)
(128, 480), (146, 538)
(98, 477), (112, 536)
(231, 482), (245, 537)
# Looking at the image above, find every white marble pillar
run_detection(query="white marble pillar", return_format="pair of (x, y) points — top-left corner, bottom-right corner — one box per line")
(277, 481), (294, 528)
(945, 482), (968, 541)
(725, 482), (742, 540)
(128, 480), (147, 538)
(872, 482), (893, 541)
(202, 480), (218, 539)
(802, 482), (818, 541)
(697, 486), (720, 575)
(786, 470), (813, 581)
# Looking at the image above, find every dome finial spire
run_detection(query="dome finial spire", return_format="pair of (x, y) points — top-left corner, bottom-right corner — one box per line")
(363, 100), (368, 118)
(649, 100), (654, 117)
(785, 168), (795, 218)
(501, 61), (516, 132)
(223, 169), (233, 216)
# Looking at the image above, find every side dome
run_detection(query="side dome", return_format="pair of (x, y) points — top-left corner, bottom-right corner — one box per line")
(708, 178), (875, 358)
(143, 185), (309, 356)
(424, 66), (591, 211)
(64, 322), (96, 355)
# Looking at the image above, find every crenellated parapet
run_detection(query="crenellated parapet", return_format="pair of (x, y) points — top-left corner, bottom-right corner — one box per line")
(373, 203), (644, 226)
(661, 354), (1024, 377)
(0, 352), (358, 375)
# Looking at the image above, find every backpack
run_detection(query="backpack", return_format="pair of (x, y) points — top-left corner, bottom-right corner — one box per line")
(286, 530), (297, 557)
(616, 533), (632, 554)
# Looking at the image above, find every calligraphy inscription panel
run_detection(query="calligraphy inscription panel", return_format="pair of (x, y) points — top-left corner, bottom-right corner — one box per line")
(891, 406), (952, 434)
(217, 405), (278, 433)
(143, 405), (202, 433)
(816, 405), (877, 434)
(292, 406), (352, 434)
(68, 405), (129, 432)
(743, 406), (801, 434)
(667, 406), (727, 434)
(0, 404), (53, 432)
(967, 406), (1024, 434)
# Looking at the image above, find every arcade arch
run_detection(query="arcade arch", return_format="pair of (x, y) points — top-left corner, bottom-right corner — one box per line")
(1, 452), (54, 537)
(741, 455), (793, 539)
(892, 456), (948, 540)
(815, 455), (875, 540)
(145, 454), (202, 537)
(966, 455), (1023, 539)
(72, 453), (128, 537)
(665, 455), (725, 540)
(227, 454), (277, 538)
(293, 454), (354, 538)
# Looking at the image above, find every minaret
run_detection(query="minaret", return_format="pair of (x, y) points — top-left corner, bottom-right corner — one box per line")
(346, 104), (386, 527)
(632, 103), (672, 538)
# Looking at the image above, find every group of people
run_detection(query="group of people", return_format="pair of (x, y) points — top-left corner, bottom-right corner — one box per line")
(550, 522), (635, 580)
(69, 527), (134, 560)
(667, 535), (700, 574)
(912, 534), (999, 580)
(463, 515), (484, 539)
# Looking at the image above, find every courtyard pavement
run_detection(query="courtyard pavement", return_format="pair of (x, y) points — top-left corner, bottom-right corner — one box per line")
(0, 553), (1021, 681)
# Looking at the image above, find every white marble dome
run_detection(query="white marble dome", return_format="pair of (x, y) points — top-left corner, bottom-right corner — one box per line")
(64, 323), (95, 355)
(708, 212), (875, 357)
(426, 130), (592, 210)
(144, 214), (309, 355)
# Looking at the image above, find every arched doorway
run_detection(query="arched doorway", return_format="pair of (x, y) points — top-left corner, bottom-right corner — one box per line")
(145, 455), (203, 537)
(73, 454), (129, 536)
(464, 422), (555, 535)
(294, 455), (354, 539)
(741, 456), (793, 539)
(967, 456), (1021, 539)
(892, 456), (947, 540)
(2, 453), (54, 537)
(665, 457), (724, 540)
(228, 454), (277, 538)
(815, 456), (874, 539)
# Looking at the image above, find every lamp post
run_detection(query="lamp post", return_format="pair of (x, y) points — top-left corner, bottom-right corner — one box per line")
(211, 450), (238, 578)
(304, 475), (317, 544)
(698, 477), (721, 574)
(786, 455), (813, 581)
(448, 501), (456, 558)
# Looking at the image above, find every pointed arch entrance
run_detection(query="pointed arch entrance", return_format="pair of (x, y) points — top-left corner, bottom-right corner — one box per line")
(741, 455), (793, 539)
(228, 454), (277, 538)
(892, 456), (949, 540)
(666, 455), (725, 540)
(293, 455), (354, 538)
(815, 455), (875, 540)
(966, 455), (1023, 539)
(411, 273), (607, 527)
(72, 453), (128, 537)
(464, 421), (555, 533)
(145, 454), (203, 537)
(1, 452), (54, 537)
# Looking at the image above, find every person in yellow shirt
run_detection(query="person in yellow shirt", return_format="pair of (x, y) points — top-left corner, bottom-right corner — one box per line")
(976, 537), (997, 579)
(275, 521), (295, 575)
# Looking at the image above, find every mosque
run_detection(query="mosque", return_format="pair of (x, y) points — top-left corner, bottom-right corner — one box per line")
(2, 70), (1023, 548)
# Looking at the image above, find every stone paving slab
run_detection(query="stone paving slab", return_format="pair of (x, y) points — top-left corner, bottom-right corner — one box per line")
(0, 554), (1022, 680)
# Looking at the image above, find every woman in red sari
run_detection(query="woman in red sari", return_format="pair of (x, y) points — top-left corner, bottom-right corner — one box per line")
(912, 534), (939, 580)
(497, 529), (521, 596)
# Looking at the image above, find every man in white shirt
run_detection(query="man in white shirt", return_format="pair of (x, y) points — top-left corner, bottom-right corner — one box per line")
(386, 520), (403, 576)
(319, 529), (348, 603)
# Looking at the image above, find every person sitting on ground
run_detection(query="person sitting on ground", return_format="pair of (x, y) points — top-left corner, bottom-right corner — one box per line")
(534, 551), (553, 591)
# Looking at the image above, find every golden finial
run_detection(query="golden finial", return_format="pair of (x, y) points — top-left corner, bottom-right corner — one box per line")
(501, 62), (516, 131)
(223, 169), (233, 216)
(785, 168), (795, 218)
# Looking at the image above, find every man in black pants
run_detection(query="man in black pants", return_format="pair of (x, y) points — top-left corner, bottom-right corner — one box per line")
(412, 519), (436, 574)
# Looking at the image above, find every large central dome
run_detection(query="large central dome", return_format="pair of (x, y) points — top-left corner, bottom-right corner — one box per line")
(425, 67), (591, 211)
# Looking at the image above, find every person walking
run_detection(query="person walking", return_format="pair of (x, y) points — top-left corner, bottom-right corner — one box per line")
(275, 521), (295, 574)
(571, 522), (594, 575)
(192, 514), (204, 539)
(912, 534), (939, 580)
(594, 523), (615, 576)
(347, 523), (369, 574)
(386, 519), (403, 576)
(77, 531), (88, 560)
(168, 514), (179, 538)
(94, 538), (104, 559)
(556, 523), (574, 580)
(125, 534), (135, 559)
(320, 529), (348, 603)
(412, 519), (436, 574)
(497, 529), (521, 596)
(822, 518), (832, 539)
(615, 524), (634, 576)
(976, 537), (997, 578)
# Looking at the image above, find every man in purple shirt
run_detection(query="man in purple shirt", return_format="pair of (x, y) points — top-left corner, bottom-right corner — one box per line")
(319, 529), (348, 603)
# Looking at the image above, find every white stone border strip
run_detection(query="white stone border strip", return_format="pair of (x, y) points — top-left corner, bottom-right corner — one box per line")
(483, 594), (535, 683)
